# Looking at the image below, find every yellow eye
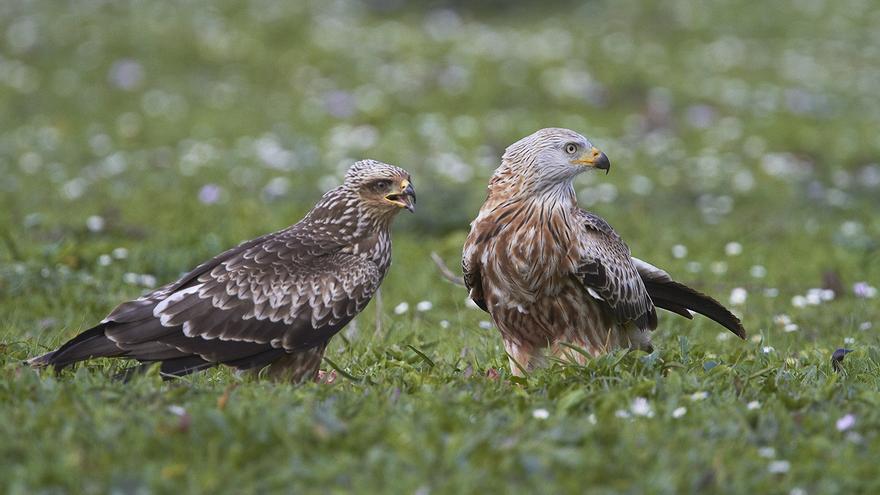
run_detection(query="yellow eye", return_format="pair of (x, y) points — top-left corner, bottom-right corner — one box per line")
(565, 143), (578, 154)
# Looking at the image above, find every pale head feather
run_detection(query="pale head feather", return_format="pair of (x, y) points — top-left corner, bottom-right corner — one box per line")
(491, 128), (596, 196)
(344, 159), (410, 187)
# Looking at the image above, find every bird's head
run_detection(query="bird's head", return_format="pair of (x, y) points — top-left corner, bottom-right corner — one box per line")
(499, 128), (610, 191)
(344, 159), (416, 215)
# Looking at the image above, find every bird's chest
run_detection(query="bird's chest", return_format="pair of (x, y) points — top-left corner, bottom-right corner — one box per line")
(347, 231), (392, 272)
(484, 215), (579, 302)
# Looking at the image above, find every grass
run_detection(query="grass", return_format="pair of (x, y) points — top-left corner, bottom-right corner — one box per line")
(2, 0), (880, 493)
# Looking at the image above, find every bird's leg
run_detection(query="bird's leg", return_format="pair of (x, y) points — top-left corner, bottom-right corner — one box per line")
(373, 287), (383, 338)
(503, 339), (536, 377)
(267, 343), (328, 383)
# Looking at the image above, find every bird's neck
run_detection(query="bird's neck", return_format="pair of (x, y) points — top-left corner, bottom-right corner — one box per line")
(541, 179), (578, 206)
(487, 176), (578, 213)
(360, 209), (399, 231)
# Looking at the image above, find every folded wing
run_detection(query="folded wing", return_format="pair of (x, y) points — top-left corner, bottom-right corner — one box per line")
(37, 229), (382, 376)
(573, 211), (657, 331)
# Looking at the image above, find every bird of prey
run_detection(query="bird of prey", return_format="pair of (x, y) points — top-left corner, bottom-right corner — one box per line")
(28, 160), (416, 382)
(462, 128), (745, 375)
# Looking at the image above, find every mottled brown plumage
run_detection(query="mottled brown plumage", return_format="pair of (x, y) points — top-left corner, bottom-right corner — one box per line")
(463, 128), (745, 375)
(28, 160), (416, 382)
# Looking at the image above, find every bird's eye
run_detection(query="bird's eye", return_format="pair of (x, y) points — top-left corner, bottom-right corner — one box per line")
(374, 180), (391, 191)
(565, 143), (578, 155)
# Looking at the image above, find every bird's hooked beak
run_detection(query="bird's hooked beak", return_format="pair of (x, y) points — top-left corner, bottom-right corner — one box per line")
(572, 147), (611, 174)
(385, 179), (416, 212)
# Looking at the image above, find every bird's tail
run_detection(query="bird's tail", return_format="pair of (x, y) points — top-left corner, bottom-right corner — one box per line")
(25, 324), (125, 370)
(633, 258), (747, 339)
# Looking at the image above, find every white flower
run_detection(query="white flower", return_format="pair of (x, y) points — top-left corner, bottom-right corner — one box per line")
(747, 401), (761, 410)
(844, 337), (855, 345)
(167, 405), (187, 416)
(86, 215), (105, 232)
(791, 295), (807, 308)
(393, 302), (409, 315)
(784, 323), (799, 332)
(415, 300), (433, 312)
(615, 409), (631, 419)
(198, 184), (223, 204)
(439, 320), (450, 329)
(836, 414), (856, 432)
(749, 265), (767, 278)
(859, 321), (872, 331)
(62, 178), (87, 200)
(690, 391), (708, 401)
(762, 346), (775, 354)
(478, 321), (493, 330)
(725, 242), (743, 256)
(853, 282), (877, 299)
(710, 261), (728, 275)
(587, 413), (597, 425)
(774, 314), (792, 326)
(716, 332), (731, 342)
(758, 447), (776, 458)
(532, 408), (550, 420)
(112, 247), (128, 259)
(729, 287), (747, 305)
(840, 221), (863, 237)
(98, 254), (112, 266)
(672, 407), (687, 418)
(763, 288), (779, 298)
(139, 274), (157, 288)
(672, 244), (688, 259)
(768, 460), (791, 474)
(631, 397), (654, 417)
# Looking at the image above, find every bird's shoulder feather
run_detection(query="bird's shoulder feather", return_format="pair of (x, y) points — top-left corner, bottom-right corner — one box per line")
(573, 209), (657, 330)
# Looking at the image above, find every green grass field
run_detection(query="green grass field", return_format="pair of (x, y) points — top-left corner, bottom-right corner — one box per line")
(2, 0), (879, 493)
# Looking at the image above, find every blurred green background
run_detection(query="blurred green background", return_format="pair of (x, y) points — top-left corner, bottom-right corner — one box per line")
(2, 0), (880, 493)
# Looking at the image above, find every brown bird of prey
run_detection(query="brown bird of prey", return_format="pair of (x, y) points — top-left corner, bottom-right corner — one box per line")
(462, 128), (745, 375)
(28, 160), (416, 382)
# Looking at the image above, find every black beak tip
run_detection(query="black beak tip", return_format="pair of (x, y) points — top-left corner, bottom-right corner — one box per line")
(596, 153), (611, 174)
(404, 184), (416, 213)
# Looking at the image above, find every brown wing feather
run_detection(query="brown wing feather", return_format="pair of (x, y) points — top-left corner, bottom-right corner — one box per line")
(103, 234), (381, 365)
(54, 227), (384, 372)
(574, 210), (657, 331)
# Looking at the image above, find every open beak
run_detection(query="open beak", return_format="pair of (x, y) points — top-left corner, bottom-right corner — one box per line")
(385, 180), (416, 213)
(572, 147), (611, 174)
